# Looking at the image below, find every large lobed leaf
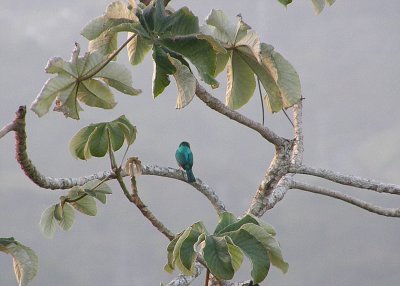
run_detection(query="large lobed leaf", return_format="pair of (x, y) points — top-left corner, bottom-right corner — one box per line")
(31, 44), (140, 119)
(69, 115), (137, 160)
(133, 0), (219, 100)
(202, 9), (301, 112)
(82, 1), (138, 55)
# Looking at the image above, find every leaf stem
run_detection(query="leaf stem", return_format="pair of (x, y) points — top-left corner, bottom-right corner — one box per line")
(81, 33), (138, 81)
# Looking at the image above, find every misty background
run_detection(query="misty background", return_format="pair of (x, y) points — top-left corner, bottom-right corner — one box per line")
(1, 0), (399, 285)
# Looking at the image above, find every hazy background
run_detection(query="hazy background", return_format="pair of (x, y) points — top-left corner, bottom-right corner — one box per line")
(1, 0), (399, 285)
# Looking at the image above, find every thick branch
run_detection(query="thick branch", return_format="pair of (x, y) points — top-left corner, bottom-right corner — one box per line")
(195, 82), (288, 147)
(248, 143), (293, 217)
(290, 164), (400, 195)
(291, 102), (304, 165)
(292, 180), (400, 217)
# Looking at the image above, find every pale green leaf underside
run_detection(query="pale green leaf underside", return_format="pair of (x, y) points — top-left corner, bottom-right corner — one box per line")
(68, 188), (97, 216)
(2, 241), (39, 286)
(39, 205), (57, 239)
(58, 203), (75, 231)
(168, 55), (196, 109)
(226, 50), (256, 110)
(32, 45), (140, 119)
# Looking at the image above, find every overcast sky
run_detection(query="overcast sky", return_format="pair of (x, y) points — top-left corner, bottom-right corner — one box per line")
(1, 1), (399, 286)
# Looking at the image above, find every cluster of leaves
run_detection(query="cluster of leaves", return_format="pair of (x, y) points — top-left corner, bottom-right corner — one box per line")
(165, 212), (288, 284)
(39, 180), (112, 238)
(31, 0), (303, 119)
(0, 237), (38, 286)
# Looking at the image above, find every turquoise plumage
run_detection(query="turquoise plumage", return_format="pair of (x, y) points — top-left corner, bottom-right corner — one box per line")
(175, 141), (196, 183)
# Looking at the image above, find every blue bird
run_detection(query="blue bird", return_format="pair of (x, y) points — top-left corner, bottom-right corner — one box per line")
(175, 141), (196, 183)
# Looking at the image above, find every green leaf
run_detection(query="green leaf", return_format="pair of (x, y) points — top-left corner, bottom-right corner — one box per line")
(96, 61), (142, 95)
(83, 180), (112, 204)
(229, 225), (271, 284)
(278, 0), (293, 7)
(172, 227), (201, 275)
(82, 1), (138, 55)
(168, 55), (196, 109)
(31, 75), (76, 117)
(165, 234), (182, 273)
(161, 36), (218, 88)
(127, 34), (153, 65)
(214, 212), (237, 235)
(31, 44), (140, 119)
(0, 238), (38, 286)
(225, 236), (244, 272)
(240, 224), (288, 275)
(54, 203), (63, 221)
(260, 43), (301, 111)
(226, 50), (256, 109)
(161, 6), (199, 36)
(152, 45), (176, 97)
(217, 214), (259, 235)
(58, 203), (75, 231)
(326, 0), (336, 5)
(69, 115), (137, 160)
(203, 236), (235, 280)
(68, 187), (97, 216)
(312, 0), (325, 14)
(204, 9), (237, 45)
(39, 205), (57, 239)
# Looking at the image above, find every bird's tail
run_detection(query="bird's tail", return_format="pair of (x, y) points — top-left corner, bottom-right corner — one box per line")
(186, 169), (196, 183)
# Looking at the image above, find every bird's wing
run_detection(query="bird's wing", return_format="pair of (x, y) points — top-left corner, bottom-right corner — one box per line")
(175, 150), (187, 167)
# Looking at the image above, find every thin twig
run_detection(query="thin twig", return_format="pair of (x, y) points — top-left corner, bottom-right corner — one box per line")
(80, 33), (137, 81)
(115, 167), (175, 240)
(290, 164), (400, 195)
(292, 180), (400, 217)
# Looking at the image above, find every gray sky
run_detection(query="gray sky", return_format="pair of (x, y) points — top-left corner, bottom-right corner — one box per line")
(1, 1), (399, 285)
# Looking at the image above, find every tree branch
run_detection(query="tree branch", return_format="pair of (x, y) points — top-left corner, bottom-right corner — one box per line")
(292, 180), (400, 217)
(195, 82), (288, 147)
(115, 167), (176, 240)
(166, 263), (204, 286)
(141, 164), (227, 214)
(291, 102), (304, 165)
(290, 164), (400, 195)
